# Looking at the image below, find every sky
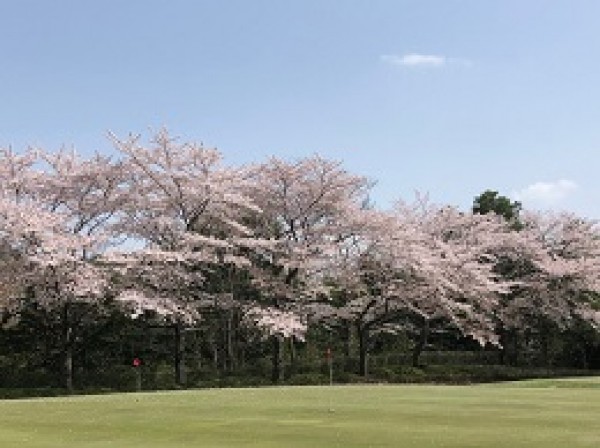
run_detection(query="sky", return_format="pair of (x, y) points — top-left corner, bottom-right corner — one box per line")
(1, 1), (600, 217)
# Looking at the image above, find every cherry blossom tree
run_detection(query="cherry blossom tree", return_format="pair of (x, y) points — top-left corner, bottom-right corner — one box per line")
(106, 130), (261, 384)
(492, 211), (600, 365)
(322, 196), (519, 372)
(0, 146), (127, 391)
(0, 148), (64, 316)
(246, 155), (371, 381)
(0, 196), (40, 324)
(3, 131), (600, 389)
(35, 149), (132, 390)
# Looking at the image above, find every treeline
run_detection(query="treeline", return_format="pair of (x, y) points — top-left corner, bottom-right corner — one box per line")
(0, 132), (599, 394)
(1, 297), (598, 393)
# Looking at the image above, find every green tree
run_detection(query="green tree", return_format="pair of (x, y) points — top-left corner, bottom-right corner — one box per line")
(472, 190), (521, 224)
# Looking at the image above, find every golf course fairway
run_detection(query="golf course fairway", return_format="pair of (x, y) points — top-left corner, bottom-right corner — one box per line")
(1, 378), (599, 447)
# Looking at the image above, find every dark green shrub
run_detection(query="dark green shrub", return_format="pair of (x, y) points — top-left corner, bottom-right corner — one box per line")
(287, 373), (328, 385)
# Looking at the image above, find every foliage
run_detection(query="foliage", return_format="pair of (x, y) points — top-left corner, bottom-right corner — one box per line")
(473, 189), (522, 224)
(0, 132), (599, 393)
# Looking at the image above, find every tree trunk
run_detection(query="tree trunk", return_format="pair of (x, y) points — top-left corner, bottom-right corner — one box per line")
(226, 310), (234, 373)
(343, 323), (352, 359)
(582, 344), (589, 370)
(212, 340), (219, 371)
(63, 303), (74, 393)
(513, 331), (520, 366)
(499, 326), (507, 365)
(289, 337), (297, 376)
(192, 329), (202, 371)
(358, 324), (369, 376)
(541, 332), (550, 368)
(271, 335), (284, 383)
(175, 323), (186, 387)
(501, 328), (519, 366)
(238, 345), (246, 370)
(412, 318), (430, 367)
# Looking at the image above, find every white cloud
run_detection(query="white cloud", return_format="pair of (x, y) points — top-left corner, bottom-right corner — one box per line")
(513, 179), (578, 206)
(380, 53), (473, 69)
(381, 53), (446, 68)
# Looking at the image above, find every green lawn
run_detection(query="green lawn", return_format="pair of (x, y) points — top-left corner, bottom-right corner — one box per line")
(1, 378), (599, 447)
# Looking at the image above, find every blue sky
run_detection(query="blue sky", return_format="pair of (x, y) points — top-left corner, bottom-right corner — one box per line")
(2, 1), (600, 217)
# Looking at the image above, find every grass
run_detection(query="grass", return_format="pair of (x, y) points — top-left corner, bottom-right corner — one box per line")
(0, 378), (599, 447)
